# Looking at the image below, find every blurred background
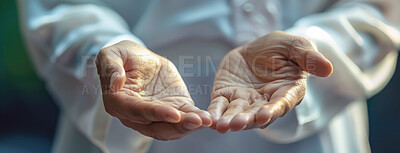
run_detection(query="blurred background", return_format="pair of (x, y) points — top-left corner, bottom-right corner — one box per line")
(0, 1), (399, 153)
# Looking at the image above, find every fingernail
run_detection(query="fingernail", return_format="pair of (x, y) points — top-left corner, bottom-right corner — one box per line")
(183, 121), (200, 130)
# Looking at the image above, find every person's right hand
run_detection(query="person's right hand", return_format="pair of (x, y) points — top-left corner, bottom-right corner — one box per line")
(96, 41), (212, 140)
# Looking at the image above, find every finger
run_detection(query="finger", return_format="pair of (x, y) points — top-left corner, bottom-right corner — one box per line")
(116, 95), (181, 124)
(120, 118), (202, 141)
(216, 99), (249, 134)
(96, 47), (126, 92)
(207, 96), (229, 129)
(124, 112), (203, 140)
(255, 85), (303, 126)
(255, 103), (278, 125)
(180, 112), (203, 130)
(181, 104), (212, 126)
(229, 100), (267, 131)
(122, 112), (204, 140)
(287, 34), (333, 77)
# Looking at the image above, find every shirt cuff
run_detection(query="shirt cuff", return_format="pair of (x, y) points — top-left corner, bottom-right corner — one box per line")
(101, 34), (146, 49)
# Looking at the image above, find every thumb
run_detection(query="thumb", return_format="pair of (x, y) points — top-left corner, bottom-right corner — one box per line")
(96, 48), (126, 92)
(110, 70), (126, 92)
(288, 36), (333, 77)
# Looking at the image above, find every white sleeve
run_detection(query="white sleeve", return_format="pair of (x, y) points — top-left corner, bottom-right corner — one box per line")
(258, 0), (400, 143)
(17, 0), (145, 150)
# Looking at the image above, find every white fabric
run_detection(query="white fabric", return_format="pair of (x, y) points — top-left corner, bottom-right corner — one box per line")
(17, 0), (400, 153)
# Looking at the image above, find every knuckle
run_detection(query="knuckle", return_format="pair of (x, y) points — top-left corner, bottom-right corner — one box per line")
(96, 48), (122, 75)
(118, 40), (136, 46)
(278, 97), (292, 117)
(105, 64), (119, 74)
(97, 48), (107, 58)
(96, 50), (107, 69)
(97, 48), (113, 61)
(262, 108), (273, 119)
(270, 30), (285, 36)
(290, 36), (312, 51)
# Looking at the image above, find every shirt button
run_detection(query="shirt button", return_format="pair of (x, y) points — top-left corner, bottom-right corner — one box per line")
(242, 2), (255, 13)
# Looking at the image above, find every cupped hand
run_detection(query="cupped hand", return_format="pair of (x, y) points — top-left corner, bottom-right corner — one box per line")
(207, 31), (333, 134)
(96, 41), (212, 140)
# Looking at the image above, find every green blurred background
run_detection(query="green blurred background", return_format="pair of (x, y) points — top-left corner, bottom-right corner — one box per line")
(0, 1), (399, 153)
(0, 0), (59, 152)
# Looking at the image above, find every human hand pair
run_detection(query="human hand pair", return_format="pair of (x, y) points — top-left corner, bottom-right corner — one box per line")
(95, 31), (333, 140)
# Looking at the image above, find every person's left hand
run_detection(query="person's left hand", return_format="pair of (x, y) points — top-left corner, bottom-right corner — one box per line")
(207, 31), (333, 134)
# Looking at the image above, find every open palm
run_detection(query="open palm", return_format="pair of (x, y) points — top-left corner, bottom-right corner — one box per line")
(96, 41), (211, 140)
(207, 31), (333, 133)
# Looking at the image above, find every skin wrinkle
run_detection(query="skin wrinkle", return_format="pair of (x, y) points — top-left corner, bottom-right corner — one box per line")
(167, 97), (191, 110)
(271, 64), (298, 80)
(244, 47), (292, 81)
(104, 96), (125, 119)
(240, 55), (259, 89)
(149, 79), (183, 98)
(140, 57), (157, 91)
(96, 31), (332, 139)
(209, 31), (332, 133)
(139, 58), (187, 98)
(278, 95), (292, 117)
(96, 40), (212, 140)
(215, 71), (242, 87)
(125, 42), (161, 92)
(109, 46), (125, 68)
(214, 88), (231, 100)
(127, 97), (146, 122)
(288, 35), (320, 76)
(150, 64), (162, 100)
(214, 53), (260, 92)
(242, 64), (256, 88)
(213, 42), (305, 128)
(158, 65), (167, 89)
(223, 58), (248, 83)
(97, 49), (122, 88)
(178, 102), (191, 112)
(228, 99), (250, 112)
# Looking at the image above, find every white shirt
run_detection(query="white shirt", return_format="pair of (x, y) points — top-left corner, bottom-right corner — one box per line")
(17, 0), (400, 153)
